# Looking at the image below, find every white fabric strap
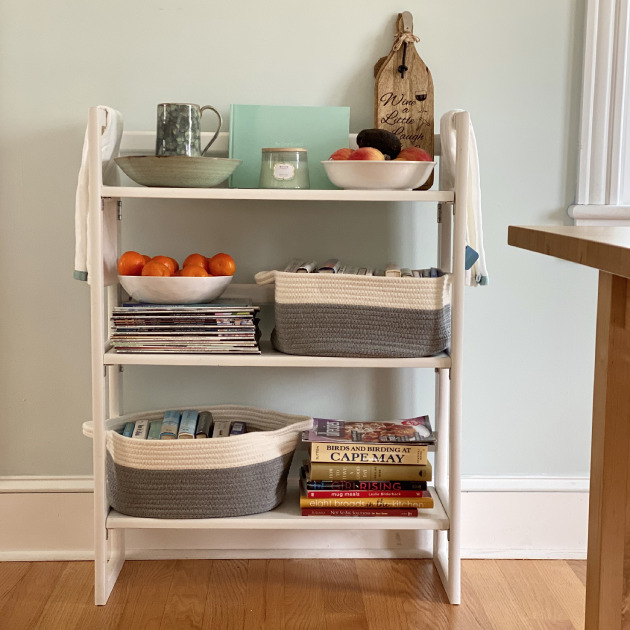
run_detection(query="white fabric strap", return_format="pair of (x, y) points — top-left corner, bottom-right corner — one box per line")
(439, 110), (488, 287)
(74, 106), (123, 284)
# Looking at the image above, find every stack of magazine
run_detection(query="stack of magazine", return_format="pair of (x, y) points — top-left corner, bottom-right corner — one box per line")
(110, 299), (261, 354)
(300, 416), (436, 517)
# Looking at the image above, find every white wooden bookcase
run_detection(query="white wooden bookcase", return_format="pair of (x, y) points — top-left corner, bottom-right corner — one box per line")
(84, 106), (470, 605)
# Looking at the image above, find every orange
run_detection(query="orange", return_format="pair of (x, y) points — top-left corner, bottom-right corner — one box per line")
(178, 265), (210, 277)
(117, 251), (146, 276)
(151, 255), (179, 275)
(142, 254), (151, 264)
(183, 253), (209, 272)
(208, 253), (236, 276)
(141, 260), (171, 276)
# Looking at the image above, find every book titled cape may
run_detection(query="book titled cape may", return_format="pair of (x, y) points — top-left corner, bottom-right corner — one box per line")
(302, 416), (435, 466)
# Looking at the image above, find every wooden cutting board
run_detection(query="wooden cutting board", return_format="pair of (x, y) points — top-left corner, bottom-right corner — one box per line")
(374, 11), (434, 189)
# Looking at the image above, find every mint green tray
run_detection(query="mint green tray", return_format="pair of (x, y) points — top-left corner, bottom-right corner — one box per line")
(228, 104), (350, 189)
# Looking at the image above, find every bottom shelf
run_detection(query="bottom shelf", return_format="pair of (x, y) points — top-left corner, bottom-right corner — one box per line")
(106, 485), (449, 531)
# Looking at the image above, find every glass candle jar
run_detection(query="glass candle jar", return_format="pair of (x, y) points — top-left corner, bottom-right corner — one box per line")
(259, 148), (310, 189)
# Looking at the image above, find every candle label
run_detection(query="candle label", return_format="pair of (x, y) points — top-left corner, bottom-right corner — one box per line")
(273, 162), (295, 180)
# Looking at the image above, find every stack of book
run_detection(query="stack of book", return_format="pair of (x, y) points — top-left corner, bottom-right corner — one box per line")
(110, 299), (261, 354)
(299, 416), (435, 517)
(118, 410), (249, 440)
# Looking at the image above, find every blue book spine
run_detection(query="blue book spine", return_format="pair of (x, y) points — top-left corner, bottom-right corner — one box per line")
(122, 422), (135, 437)
(178, 410), (199, 439)
(160, 410), (181, 440)
(147, 420), (162, 440)
(229, 421), (247, 435)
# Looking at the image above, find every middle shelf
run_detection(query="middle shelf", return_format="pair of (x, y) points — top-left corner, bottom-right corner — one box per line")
(104, 340), (452, 368)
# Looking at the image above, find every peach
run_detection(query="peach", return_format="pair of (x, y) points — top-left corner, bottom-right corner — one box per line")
(348, 147), (385, 161)
(395, 147), (433, 161)
(329, 148), (354, 160)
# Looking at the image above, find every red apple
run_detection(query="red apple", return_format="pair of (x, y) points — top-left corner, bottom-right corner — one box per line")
(395, 147), (433, 162)
(329, 148), (354, 160)
(348, 147), (385, 161)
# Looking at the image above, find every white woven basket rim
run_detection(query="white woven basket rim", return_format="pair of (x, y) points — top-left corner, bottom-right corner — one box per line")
(83, 404), (313, 471)
(255, 270), (451, 309)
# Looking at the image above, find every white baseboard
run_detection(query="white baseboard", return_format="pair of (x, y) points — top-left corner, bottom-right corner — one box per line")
(0, 476), (589, 562)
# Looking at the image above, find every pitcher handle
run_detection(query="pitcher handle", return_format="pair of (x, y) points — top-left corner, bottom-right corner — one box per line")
(199, 105), (222, 156)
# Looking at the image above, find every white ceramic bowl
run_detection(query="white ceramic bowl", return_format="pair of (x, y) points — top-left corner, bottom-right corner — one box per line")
(118, 274), (232, 304)
(321, 160), (436, 190)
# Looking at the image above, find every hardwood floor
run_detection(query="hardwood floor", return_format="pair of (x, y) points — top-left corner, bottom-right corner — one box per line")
(0, 559), (586, 629)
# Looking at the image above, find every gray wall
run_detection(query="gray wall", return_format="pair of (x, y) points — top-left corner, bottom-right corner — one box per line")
(0, 0), (594, 478)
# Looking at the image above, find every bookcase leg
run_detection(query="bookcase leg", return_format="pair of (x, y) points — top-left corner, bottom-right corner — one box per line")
(94, 529), (125, 605)
(106, 530), (126, 600)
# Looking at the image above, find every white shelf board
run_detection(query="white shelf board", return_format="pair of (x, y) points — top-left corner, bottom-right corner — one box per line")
(106, 485), (449, 531)
(104, 341), (451, 369)
(101, 185), (454, 203)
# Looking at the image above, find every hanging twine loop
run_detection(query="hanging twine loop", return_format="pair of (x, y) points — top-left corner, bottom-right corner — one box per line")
(392, 31), (420, 51)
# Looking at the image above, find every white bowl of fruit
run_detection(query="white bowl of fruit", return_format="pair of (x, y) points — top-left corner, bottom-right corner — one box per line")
(117, 251), (235, 304)
(322, 129), (435, 191)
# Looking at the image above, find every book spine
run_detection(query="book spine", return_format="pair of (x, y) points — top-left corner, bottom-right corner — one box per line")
(211, 420), (231, 438)
(122, 422), (135, 438)
(317, 258), (340, 273)
(178, 409), (199, 439)
(310, 442), (428, 466)
(296, 260), (317, 273)
(305, 489), (430, 499)
(229, 421), (247, 435)
(303, 478), (427, 492)
(301, 508), (418, 517)
(131, 420), (149, 439)
(147, 420), (162, 440)
(308, 461), (433, 482)
(385, 263), (401, 277)
(283, 258), (305, 272)
(340, 265), (359, 275)
(195, 411), (214, 438)
(299, 495), (434, 509)
(160, 410), (181, 440)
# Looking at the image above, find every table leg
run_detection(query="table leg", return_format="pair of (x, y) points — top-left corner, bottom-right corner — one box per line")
(586, 272), (630, 629)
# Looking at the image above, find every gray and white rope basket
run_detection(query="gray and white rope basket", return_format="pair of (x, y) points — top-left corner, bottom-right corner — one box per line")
(83, 405), (313, 519)
(255, 270), (452, 358)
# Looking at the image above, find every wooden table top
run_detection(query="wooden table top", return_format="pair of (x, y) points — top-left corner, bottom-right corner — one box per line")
(508, 225), (630, 279)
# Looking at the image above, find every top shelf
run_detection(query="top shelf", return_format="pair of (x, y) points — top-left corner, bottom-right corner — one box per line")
(101, 185), (454, 202)
(102, 130), (454, 202)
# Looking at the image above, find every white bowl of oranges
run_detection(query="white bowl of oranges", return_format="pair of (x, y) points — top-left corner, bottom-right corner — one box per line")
(117, 251), (235, 304)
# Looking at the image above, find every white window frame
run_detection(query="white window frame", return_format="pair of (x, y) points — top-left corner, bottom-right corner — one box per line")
(569, 0), (630, 225)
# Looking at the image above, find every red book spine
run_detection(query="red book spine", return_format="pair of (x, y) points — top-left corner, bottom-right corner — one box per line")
(305, 489), (429, 499)
(301, 508), (418, 517)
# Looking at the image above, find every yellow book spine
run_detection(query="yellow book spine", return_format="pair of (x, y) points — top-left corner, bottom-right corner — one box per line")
(308, 461), (432, 482)
(299, 495), (434, 509)
(310, 442), (428, 465)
